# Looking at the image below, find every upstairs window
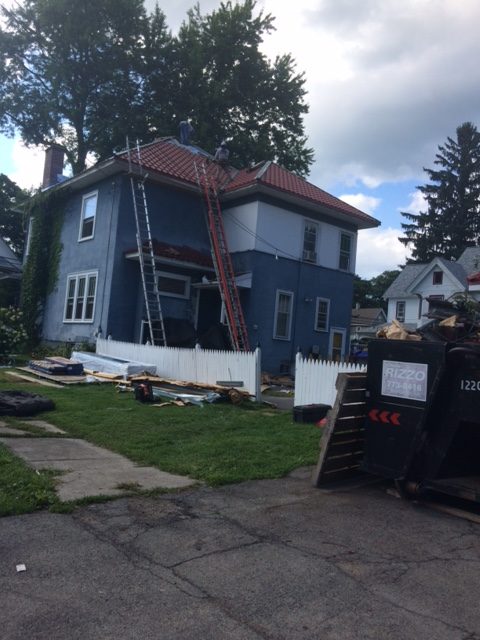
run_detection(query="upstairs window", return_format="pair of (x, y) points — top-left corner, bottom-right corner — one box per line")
(79, 192), (97, 241)
(302, 221), (318, 263)
(315, 298), (330, 332)
(432, 270), (443, 285)
(274, 290), (294, 340)
(64, 272), (97, 322)
(339, 233), (352, 271)
(396, 300), (405, 323)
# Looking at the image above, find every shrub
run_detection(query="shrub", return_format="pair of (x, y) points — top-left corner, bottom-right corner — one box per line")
(0, 307), (27, 358)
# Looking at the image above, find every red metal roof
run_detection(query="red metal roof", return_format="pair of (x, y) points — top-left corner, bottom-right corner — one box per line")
(118, 138), (378, 227)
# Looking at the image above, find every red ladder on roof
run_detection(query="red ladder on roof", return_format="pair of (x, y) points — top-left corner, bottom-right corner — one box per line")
(195, 162), (250, 352)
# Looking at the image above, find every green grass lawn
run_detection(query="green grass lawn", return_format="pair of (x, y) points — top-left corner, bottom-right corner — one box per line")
(0, 373), (320, 503)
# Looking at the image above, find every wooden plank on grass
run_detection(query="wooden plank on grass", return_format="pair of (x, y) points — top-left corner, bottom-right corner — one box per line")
(6, 370), (64, 388)
(312, 372), (368, 487)
(18, 367), (86, 385)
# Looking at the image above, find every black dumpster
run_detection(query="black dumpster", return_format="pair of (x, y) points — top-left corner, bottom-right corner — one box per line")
(363, 339), (480, 504)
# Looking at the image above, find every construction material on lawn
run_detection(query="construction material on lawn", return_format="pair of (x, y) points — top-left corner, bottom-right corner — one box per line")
(71, 351), (157, 377)
(28, 356), (84, 376)
(134, 381), (222, 406)
(132, 377), (250, 406)
(6, 370), (64, 388)
(17, 367), (86, 385)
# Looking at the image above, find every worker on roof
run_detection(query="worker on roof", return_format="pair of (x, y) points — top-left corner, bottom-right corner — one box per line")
(179, 119), (194, 145)
(214, 141), (230, 166)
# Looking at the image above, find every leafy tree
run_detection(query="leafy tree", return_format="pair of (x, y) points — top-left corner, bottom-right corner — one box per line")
(400, 122), (480, 262)
(0, 0), (152, 173)
(353, 269), (401, 311)
(0, 0), (313, 177)
(170, 1), (313, 175)
(0, 173), (28, 256)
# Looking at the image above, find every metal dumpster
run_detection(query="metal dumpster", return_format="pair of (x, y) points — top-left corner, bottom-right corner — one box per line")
(363, 339), (480, 504)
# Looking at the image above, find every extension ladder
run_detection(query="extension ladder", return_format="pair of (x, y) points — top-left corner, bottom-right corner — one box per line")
(195, 162), (250, 352)
(128, 140), (167, 346)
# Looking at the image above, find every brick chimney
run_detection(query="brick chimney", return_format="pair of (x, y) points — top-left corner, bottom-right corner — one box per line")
(42, 144), (64, 188)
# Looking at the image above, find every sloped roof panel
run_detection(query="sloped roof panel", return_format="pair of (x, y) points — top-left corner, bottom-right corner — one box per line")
(118, 139), (379, 228)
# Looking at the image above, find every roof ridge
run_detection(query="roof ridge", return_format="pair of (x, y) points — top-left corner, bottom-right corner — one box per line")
(255, 161), (272, 180)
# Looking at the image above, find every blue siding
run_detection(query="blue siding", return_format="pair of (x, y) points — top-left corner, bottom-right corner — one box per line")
(42, 176), (121, 344)
(233, 251), (353, 372)
(106, 178), (211, 341)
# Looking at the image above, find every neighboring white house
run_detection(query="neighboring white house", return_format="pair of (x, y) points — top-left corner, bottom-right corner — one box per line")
(384, 247), (480, 328)
(350, 307), (387, 343)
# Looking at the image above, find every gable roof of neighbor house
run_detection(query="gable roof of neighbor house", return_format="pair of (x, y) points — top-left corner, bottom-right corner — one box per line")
(384, 248), (480, 300)
(351, 307), (387, 326)
(58, 138), (380, 231)
(456, 246), (480, 274)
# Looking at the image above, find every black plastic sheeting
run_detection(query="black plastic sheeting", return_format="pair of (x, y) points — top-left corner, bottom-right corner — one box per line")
(0, 391), (55, 416)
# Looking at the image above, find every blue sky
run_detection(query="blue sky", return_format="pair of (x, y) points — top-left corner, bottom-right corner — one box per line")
(2, 0), (480, 278)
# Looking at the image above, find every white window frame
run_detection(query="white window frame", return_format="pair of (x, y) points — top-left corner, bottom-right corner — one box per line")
(432, 270), (443, 285)
(338, 232), (353, 272)
(396, 300), (406, 323)
(314, 297), (330, 332)
(63, 271), (98, 323)
(273, 289), (294, 341)
(302, 219), (318, 263)
(78, 191), (98, 241)
(156, 271), (191, 299)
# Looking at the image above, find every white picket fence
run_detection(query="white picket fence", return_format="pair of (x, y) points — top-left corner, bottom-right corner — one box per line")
(96, 338), (262, 400)
(294, 352), (366, 407)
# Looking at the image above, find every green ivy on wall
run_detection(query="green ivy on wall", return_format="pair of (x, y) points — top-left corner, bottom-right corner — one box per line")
(21, 188), (70, 343)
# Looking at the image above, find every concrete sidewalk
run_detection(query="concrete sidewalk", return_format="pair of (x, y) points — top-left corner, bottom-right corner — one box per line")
(0, 420), (195, 501)
(1, 469), (480, 639)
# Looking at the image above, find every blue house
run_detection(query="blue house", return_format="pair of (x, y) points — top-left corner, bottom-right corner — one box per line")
(32, 139), (379, 372)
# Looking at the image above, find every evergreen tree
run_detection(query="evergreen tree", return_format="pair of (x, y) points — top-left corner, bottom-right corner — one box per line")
(400, 122), (480, 262)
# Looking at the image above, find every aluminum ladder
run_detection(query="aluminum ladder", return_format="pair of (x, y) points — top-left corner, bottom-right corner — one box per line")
(128, 140), (167, 346)
(195, 162), (250, 352)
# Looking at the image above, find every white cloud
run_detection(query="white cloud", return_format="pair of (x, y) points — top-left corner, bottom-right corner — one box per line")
(400, 189), (426, 215)
(356, 227), (411, 278)
(9, 139), (44, 191)
(259, 0), (480, 188)
(338, 193), (381, 215)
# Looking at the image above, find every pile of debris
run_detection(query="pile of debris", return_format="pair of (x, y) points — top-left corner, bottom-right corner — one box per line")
(16, 351), (250, 406)
(377, 296), (480, 343)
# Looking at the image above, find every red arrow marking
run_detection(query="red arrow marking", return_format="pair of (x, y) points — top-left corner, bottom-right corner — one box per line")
(379, 411), (390, 423)
(369, 409), (379, 421)
(390, 413), (401, 426)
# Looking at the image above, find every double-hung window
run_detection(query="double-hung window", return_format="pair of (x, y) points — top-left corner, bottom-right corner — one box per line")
(79, 192), (98, 241)
(273, 290), (294, 340)
(64, 272), (97, 322)
(339, 233), (352, 271)
(396, 300), (406, 323)
(302, 220), (318, 263)
(315, 297), (330, 332)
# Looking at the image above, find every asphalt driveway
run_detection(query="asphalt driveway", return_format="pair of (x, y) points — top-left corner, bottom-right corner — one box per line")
(1, 468), (480, 640)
